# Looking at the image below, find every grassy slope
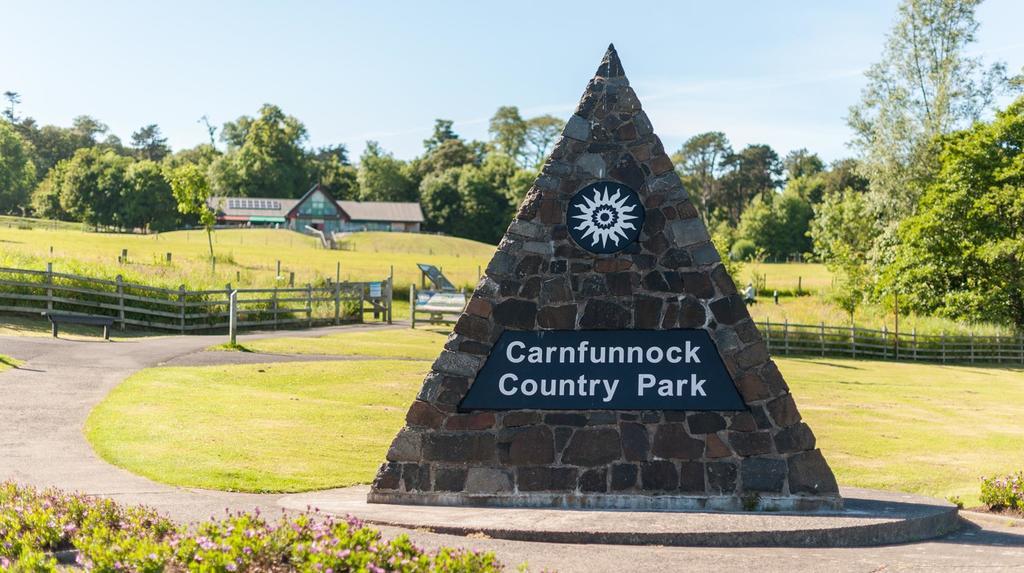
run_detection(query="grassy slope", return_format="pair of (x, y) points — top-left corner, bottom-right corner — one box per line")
(87, 325), (1024, 502)
(0, 226), (494, 291)
(85, 360), (428, 492)
(230, 328), (450, 360)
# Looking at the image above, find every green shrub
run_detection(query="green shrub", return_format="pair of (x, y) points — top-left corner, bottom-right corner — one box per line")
(730, 239), (757, 261)
(0, 482), (503, 572)
(980, 472), (1024, 512)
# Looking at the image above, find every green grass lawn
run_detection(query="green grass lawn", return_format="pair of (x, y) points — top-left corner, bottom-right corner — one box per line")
(85, 360), (428, 492)
(86, 323), (1024, 503)
(226, 328), (449, 359)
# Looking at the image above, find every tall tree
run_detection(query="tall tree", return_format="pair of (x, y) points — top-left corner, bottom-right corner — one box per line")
(56, 147), (131, 228)
(718, 144), (782, 224)
(210, 104), (310, 197)
(0, 121), (36, 213)
(167, 163), (217, 260)
(3, 91), (20, 122)
(130, 124), (170, 161)
(356, 141), (417, 202)
(122, 160), (177, 231)
(880, 96), (1024, 329)
(523, 115), (562, 169)
(488, 106), (527, 161)
(848, 0), (1010, 227)
(782, 148), (824, 180)
(673, 132), (732, 222)
(423, 119), (458, 152)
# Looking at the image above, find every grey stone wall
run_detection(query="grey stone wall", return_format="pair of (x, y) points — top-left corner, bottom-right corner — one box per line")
(368, 45), (840, 511)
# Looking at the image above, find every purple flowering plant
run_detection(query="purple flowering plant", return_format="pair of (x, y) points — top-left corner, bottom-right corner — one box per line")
(980, 472), (1024, 512)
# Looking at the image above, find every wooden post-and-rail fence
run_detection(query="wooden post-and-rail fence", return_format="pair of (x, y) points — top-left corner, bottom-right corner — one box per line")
(761, 319), (1024, 365)
(0, 265), (393, 333)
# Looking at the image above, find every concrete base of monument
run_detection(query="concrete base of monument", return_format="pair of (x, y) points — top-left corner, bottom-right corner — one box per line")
(278, 486), (960, 548)
(366, 490), (843, 512)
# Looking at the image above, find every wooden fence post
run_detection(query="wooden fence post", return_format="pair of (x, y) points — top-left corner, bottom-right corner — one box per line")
(272, 287), (279, 330)
(178, 285), (186, 334)
(851, 323), (856, 359)
(45, 262), (53, 313)
(783, 318), (789, 356)
(333, 281), (341, 325)
(819, 322), (825, 357)
(883, 325), (888, 360)
(410, 284), (416, 329)
(116, 274), (126, 331)
(764, 317), (771, 351)
(306, 283), (313, 328)
(912, 328), (917, 361)
(229, 290), (238, 346)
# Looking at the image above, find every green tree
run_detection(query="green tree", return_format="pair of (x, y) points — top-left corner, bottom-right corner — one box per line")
(423, 119), (458, 152)
(122, 160), (177, 231)
(419, 168), (464, 236)
(879, 97), (1024, 328)
(783, 148), (824, 180)
(130, 124), (170, 161)
(810, 189), (874, 262)
(736, 189), (812, 259)
(488, 106), (527, 162)
(30, 162), (68, 220)
(673, 132), (732, 222)
(718, 144), (782, 224)
(829, 244), (871, 325)
(848, 0), (1011, 229)
(211, 104), (310, 197)
(3, 91), (20, 122)
(56, 147), (131, 228)
(523, 115), (561, 168)
(167, 163), (217, 260)
(356, 141), (417, 202)
(0, 121), (37, 213)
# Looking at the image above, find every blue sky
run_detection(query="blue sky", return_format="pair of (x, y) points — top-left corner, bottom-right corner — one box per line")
(2, 1), (1022, 162)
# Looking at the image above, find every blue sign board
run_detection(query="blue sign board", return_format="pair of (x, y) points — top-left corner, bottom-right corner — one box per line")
(459, 330), (745, 411)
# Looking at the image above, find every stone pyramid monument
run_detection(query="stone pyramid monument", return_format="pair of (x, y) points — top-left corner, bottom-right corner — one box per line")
(368, 45), (840, 511)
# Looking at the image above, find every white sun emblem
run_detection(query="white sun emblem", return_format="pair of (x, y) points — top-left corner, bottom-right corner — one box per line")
(571, 185), (640, 249)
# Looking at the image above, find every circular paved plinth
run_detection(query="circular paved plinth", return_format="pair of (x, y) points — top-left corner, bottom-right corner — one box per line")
(278, 486), (960, 548)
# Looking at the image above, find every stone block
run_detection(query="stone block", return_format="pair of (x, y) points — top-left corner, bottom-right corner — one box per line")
(492, 299), (538, 330)
(537, 305), (577, 329)
(704, 433), (732, 459)
(580, 299), (631, 329)
(679, 461), (706, 492)
(687, 412), (726, 434)
(691, 242), (721, 265)
(735, 370), (771, 403)
(641, 461), (678, 491)
(423, 433), (496, 463)
(774, 422), (816, 454)
(611, 463), (638, 490)
(386, 428), (422, 462)
(767, 394), (802, 428)
(432, 350), (482, 378)
(563, 114), (591, 141)
(503, 426), (555, 465)
(579, 468), (608, 492)
(454, 315), (491, 343)
(620, 422), (649, 461)
(465, 467), (513, 494)
(406, 400), (444, 429)
(518, 466), (579, 492)
(788, 450), (839, 495)
(544, 412), (588, 426)
(669, 217), (710, 246)
(709, 295), (747, 326)
(741, 457), (787, 493)
(651, 424), (704, 460)
(677, 297), (706, 328)
(633, 297), (663, 329)
(374, 462), (402, 490)
(502, 411), (540, 428)
(706, 461), (738, 494)
(465, 297), (493, 318)
(562, 428), (622, 466)
(659, 248), (692, 269)
(444, 412), (496, 431)
(729, 431), (774, 456)
(434, 466), (468, 492)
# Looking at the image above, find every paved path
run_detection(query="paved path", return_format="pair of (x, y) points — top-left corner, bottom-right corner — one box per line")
(2, 323), (1023, 571)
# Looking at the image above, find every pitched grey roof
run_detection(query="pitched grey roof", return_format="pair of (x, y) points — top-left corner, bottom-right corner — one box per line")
(337, 201), (424, 223)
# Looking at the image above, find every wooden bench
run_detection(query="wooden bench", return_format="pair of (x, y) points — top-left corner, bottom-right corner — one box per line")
(41, 312), (115, 340)
(410, 285), (466, 328)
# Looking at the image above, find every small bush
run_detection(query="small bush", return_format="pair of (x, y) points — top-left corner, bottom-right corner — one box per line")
(730, 239), (757, 261)
(980, 472), (1024, 512)
(0, 482), (503, 572)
